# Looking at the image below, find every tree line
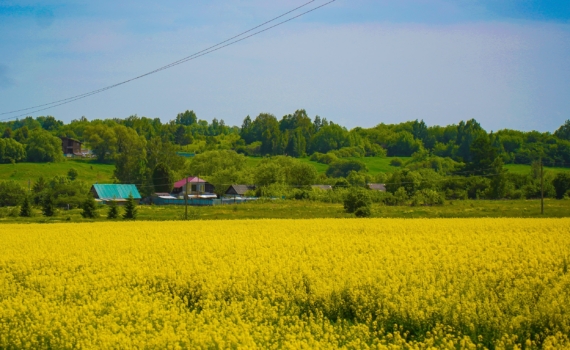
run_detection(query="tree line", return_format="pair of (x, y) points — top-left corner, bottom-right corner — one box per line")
(1, 111), (570, 207)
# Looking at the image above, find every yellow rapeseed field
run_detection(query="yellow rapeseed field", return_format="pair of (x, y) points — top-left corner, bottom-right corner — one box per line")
(1, 219), (569, 349)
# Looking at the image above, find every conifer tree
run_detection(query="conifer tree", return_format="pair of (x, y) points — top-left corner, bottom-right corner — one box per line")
(107, 199), (119, 219)
(122, 193), (137, 220)
(81, 194), (98, 218)
(20, 196), (32, 217)
(42, 194), (55, 217)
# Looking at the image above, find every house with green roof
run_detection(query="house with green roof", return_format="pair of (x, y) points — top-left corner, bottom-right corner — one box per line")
(90, 184), (141, 204)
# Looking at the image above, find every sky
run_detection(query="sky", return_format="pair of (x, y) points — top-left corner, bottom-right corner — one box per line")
(0, 0), (569, 132)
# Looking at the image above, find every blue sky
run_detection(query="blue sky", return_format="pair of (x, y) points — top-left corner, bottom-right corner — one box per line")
(0, 0), (569, 132)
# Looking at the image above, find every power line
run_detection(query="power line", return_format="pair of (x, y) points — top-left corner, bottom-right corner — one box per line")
(0, 0), (336, 121)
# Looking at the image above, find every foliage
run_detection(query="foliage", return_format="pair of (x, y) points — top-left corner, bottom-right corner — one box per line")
(553, 173), (570, 199)
(19, 196), (32, 217)
(0, 138), (26, 163)
(0, 181), (26, 207)
(107, 200), (119, 219)
(41, 193), (55, 217)
(123, 193), (137, 220)
(152, 163), (174, 193)
(113, 126), (147, 185)
(80, 194), (98, 218)
(389, 157), (403, 167)
(309, 152), (338, 164)
(67, 168), (78, 181)
(326, 159), (368, 178)
(25, 129), (64, 163)
(343, 187), (372, 214)
(175, 110), (197, 126)
(554, 119), (570, 140)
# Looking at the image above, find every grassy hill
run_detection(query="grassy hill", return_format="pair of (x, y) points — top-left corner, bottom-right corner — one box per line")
(0, 159), (115, 187)
(2, 157), (568, 189)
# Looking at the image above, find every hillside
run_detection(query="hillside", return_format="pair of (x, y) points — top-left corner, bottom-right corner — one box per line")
(0, 159), (115, 187)
(2, 157), (570, 189)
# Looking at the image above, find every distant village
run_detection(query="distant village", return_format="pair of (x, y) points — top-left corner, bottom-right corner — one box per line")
(61, 136), (386, 207)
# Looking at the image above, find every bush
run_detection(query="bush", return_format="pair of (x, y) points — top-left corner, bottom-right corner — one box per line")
(343, 188), (372, 214)
(354, 206), (371, 218)
(410, 189), (444, 206)
(67, 168), (79, 181)
(327, 159), (368, 178)
(553, 173), (570, 199)
(292, 189), (310, 200)
(309, 152), (338, 164)
(390, 158), (403, 167)
(329, 146), (366, 158)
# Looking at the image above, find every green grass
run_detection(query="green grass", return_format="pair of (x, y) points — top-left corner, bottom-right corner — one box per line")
(347, 156), (411, 174)
(505, 163), (570, 175)
(0, 159), (115, 187)
(1, 198), (568, 223)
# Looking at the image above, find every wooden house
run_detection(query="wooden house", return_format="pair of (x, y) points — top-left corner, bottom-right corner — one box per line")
(60, 137), (82, 156)
(172, 176), (215, 195)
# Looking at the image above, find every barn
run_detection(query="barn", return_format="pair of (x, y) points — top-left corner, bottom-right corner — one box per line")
(90, 184), (141, 204)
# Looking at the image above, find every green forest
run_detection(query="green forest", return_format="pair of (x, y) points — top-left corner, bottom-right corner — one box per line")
(1, 110), (570, 212)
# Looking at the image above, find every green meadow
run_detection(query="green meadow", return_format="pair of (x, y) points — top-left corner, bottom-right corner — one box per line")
(0, 159), (115, 187)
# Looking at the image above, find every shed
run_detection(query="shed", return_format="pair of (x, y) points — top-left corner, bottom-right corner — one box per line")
(225, 185), (256, 196)
(90, 184), (141, 204)
(61, 137), (82, 156)
(367, 183), (386, 192)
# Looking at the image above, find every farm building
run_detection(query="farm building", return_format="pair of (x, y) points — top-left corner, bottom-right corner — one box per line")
(90, 184), (141, 204)
(367, 183), (386, 191)
(172, 176), (215, 195)
(60, 137), (82, 157)
(225, 185), (256, 196)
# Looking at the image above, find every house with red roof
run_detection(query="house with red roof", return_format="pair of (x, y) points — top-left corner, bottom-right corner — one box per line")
(172, 176), (216, 197)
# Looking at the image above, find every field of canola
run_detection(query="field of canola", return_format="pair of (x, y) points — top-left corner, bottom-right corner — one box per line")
(1, 219), (569, 349)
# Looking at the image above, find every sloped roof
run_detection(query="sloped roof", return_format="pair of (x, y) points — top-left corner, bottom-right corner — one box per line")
(226, 184), (256, 195)
(91, 184), (141, 199)
(60, 136), (82, 144)
(173, 176), (208, 188)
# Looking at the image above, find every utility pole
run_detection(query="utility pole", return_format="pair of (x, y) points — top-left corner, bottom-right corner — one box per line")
(185, 176), (188, 220)
(540, 157), (544, 215)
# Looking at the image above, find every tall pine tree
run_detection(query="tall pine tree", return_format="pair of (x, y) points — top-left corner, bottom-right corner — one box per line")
(107, 199), (119, 219)
(20, 196), (32, 217)
(81, 194), (98, 218)
(42, 194), (55, 217)
(122, 193), (137, 220)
